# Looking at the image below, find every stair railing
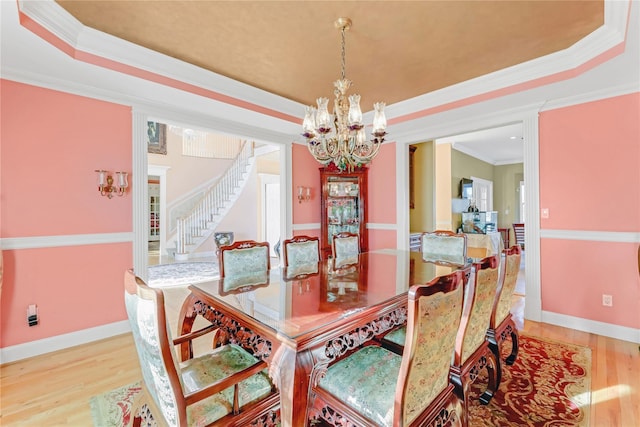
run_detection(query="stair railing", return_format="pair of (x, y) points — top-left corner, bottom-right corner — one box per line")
(174, 141), (254, 257)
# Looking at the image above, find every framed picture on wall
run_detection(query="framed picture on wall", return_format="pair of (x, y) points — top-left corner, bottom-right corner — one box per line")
(147, 121), (167, 154)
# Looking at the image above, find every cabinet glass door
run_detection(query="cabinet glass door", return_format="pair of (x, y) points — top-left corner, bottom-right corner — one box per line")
(326, 177), (361, 245)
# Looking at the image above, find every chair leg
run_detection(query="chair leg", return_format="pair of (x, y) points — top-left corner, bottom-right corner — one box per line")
(479, 351), (498, 405)
(449, 369), (468, 427)
(487, 337), (503, 388)
(505, 325), (519, 365)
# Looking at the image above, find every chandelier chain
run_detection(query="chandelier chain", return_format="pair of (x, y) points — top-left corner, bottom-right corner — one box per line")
(340, 26), (347, 81)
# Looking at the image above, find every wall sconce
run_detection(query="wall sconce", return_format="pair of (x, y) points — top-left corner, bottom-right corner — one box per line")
(297, 186), (311, 203)
(95, 170), (128, 198)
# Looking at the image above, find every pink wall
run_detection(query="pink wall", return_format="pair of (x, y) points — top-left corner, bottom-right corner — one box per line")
(1, 80), (133, 347)
(539, 93), (640, 231)
(540, 239), (638, 329)
(292, 144), (322, 226)
(539, 93), (640, 329)
(368, 143), (397, 225)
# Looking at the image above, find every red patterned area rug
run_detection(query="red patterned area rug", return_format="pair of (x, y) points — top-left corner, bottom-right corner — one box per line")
(91, 334), (590, 427)
(468, 333), (592, 426)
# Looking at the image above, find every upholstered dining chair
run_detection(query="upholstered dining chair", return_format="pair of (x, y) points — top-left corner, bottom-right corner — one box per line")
(421, 230), (467, 265)
(331, 232), (360, 261)
(123, 269), (280, 427)
(378, 256), (500, 427)
(512, 223), (525, 250)
(449, 255), (500, 427)
(487, 245), (522, 386)
(308, 270), (465, 427)
(218, 240), (269, 275)
(282, 235), (320, 267)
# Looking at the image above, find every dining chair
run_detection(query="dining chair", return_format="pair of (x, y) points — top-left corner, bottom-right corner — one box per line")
(308, 270), (465, 427)
(331, 232), (360, 261)
(487, 245), (522, 386)
(282, 235), (320, 267)
(512, 223), (525, 250)
(421, 230), (467, 265)
(449, 255), (500, 427)
(219, 240), (270, 277)
(377, 257), (499, 426)
(123, 269), (280, 427)
(497, 227), (510, 249)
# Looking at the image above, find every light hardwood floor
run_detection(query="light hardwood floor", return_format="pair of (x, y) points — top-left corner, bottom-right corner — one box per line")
(2, 288), (639, 426)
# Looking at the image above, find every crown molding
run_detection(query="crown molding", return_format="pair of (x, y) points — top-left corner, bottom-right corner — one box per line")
(389, 0), (630, 120)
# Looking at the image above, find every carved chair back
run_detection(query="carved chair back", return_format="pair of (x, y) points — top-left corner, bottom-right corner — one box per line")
(331, 232), (360, 261)
(421, 230), (467, 265)
(396, 270), (465, 426)
(219, 240), (270, 277)
(451, 255), (500, 426)
(282, 235), (320, 267)
(124, 269), (182, 425)
(491, 245), (522, 330)
(487, 244), (522, 375)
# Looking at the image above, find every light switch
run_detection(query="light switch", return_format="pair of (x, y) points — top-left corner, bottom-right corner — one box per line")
(541, 208), (549, 219)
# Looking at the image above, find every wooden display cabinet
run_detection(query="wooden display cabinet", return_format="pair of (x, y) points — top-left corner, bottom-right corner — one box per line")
(320, 166), (368, 257)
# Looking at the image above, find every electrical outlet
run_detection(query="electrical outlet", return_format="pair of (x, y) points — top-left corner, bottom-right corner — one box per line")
(602, 294), (613, 307)
(27, 304), (39, 326)
(541, 208), (549, 219)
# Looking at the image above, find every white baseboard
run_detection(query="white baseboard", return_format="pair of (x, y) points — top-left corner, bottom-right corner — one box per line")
(0, 321), (131, 364)
(541, 311), (640, 344)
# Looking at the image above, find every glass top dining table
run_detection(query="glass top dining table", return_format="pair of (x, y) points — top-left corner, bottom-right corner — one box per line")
(177, 248), (470, 427)
(186, 249), (467, 340)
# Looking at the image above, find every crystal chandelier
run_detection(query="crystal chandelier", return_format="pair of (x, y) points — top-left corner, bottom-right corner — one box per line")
(302, 17), (387, 172)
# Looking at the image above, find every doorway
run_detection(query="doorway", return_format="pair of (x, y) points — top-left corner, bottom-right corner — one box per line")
(260, 173), (281, 258)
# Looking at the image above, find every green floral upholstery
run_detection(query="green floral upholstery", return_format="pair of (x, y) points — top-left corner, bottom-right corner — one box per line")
(402, 287), (463, 425)
(421, 232), (467, 265)
(285, 240), (319, 265)
(222, 246), (269, 276)
(495, 251), (521, 325)
(181, 345), (274, 425)
(460, 264), (499, 363)
(125, 292), (180, 425)
(333, 235), (359, 259)
(319, 346), (401, 426)
(383, 325), (406, 347)
(317, 284), (463, 426)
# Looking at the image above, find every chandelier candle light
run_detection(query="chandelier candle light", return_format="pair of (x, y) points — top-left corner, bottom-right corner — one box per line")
(302, 17), (387, 172)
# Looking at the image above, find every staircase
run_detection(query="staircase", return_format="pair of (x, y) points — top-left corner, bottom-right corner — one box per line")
(171, 141), (255, 260)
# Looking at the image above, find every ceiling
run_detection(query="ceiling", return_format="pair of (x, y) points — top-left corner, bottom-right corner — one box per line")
(55, 1), (603, 111)
(53, 1), (604, 165)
